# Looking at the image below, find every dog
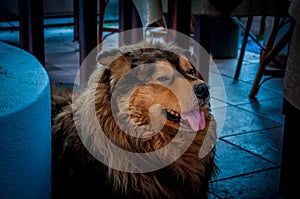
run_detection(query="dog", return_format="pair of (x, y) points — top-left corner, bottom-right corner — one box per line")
(51, 41), (217, 199)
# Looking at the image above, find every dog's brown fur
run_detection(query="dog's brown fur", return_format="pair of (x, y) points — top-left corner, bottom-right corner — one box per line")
(51, 41), (217, 199)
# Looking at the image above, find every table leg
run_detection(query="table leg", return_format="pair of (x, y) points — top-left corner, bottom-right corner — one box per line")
(193, 15), (212, 82)
(119, 0), (143, 46)
(19, 0), (45, 66)
(78, 0), (98, 85)
(167, 0), (191, 50)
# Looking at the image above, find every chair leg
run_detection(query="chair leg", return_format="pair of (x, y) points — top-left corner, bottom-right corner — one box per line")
(73, 0), (79, 42)
(249, 17), (294, 98)
(98, 0), (107, 45)
(249, 17), (280, 98)
(234, 16), (253, 80)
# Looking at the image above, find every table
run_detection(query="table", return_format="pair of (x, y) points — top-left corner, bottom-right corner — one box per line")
(132, 0), (291, 83)
(16, 0), (291, 84)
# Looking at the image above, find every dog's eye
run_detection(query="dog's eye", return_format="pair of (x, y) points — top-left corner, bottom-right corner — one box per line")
(187, 68), (196, 76)
(157, 76), (171, 83)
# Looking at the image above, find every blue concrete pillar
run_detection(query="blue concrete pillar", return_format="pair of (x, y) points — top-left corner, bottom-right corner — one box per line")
(0, 42), (51, 199)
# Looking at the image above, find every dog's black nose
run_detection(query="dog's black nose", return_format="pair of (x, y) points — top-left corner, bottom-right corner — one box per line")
(193, 82), (210, 100)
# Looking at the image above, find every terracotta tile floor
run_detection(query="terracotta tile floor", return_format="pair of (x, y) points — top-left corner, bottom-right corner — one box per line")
(0, 25), (285, 198)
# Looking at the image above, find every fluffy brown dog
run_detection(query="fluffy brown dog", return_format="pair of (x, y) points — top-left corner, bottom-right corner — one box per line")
(51, 41), (217, 199)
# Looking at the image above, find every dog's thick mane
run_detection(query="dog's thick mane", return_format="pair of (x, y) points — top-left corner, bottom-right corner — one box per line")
(52, 41), (217, 199)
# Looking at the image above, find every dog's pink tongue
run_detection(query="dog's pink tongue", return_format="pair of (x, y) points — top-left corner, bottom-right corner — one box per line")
(181, 110), (205, 131)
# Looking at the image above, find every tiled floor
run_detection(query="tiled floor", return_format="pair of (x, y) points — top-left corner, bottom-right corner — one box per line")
(208, 39), (284, 198)
(0, 25), (285, 198)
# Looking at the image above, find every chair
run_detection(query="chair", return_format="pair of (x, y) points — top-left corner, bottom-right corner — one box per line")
(233, 16), (295, 99)
(249, 17), (295, 98)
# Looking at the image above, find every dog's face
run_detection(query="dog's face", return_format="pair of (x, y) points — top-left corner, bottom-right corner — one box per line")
(97, 44), (210, 138)
(59, 42), (217, 198)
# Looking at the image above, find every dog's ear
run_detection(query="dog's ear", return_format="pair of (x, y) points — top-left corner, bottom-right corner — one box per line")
(96, 48), (121, 66)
